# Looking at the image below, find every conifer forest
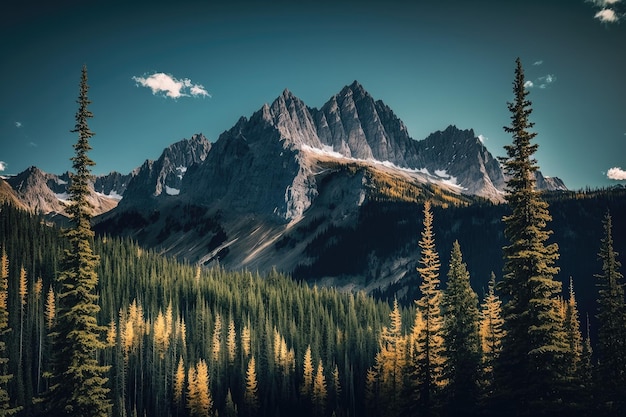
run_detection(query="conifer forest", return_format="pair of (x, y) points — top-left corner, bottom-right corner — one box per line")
(1, 61), (625, 417)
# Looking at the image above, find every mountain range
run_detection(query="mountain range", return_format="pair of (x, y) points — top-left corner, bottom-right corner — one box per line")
(2, 81), (576, 294)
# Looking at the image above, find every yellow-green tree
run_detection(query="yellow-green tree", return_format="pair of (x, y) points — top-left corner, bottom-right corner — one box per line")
(0, 250), (19, 416)
(479, 272), (505, 390)
(243, 356), (259, 417)
(187, 359), (213, 417)
(413, 200), (446, 414)
(173, 357), (185, 407)
(301, 345), (314, 398)
(47, 65), (111, 417)
(312, 360), (327, 417)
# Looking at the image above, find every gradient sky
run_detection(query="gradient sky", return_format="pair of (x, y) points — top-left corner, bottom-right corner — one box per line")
(1, 0), (625, 190)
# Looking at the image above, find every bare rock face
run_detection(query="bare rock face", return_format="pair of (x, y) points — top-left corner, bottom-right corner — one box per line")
(118, 133), (211, 207)
(179, 81), (566, 222)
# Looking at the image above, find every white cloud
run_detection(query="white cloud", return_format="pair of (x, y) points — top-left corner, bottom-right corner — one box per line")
(533, 60), (543, 66)
(132, 72), (211, 99)
(595, 8), (619, 22)
(587, 0), (623, 22)
(478, 134), (488, 143)
(0, 161), (6, 172)
(607, 167), (626, 180)
(537, 74), (557, 88)
(15, 121), (22, 128)
(526, 74), (556, 89)
(591, 0), (621, 5)
(190, 84), (210, 97)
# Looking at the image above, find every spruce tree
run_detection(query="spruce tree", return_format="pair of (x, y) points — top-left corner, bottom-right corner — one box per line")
(47, 65), (111, 416)
(563, 277), (582, 379)
(0, 250), (19, 416)
(441, 240), (481, 416)
(479, 273), (505, 391)
(413, 200), (446, 415)
(496, 58), (567, 414)
(595, 211), (626, 408)
(243, 356), (259, 417)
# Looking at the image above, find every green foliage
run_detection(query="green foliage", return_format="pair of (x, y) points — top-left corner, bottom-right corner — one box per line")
(441, 240), (481, 415)
(595, 211), (626, 410)
(47, 65), (111, 417)
(496, 58), (568, 414)
(413, 200), (446, 414)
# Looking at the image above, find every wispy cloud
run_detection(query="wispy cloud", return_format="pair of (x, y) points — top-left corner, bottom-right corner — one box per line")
(537, 74), (557, 89)
(525, 74), (556, 89)
(587, 0), (624, 23)
(607, 167), (626, 180)
(0, 161), (6, 172)
(132, 72), (211, 99)
(15, 121), (22, 128)
(533, 60), (543, 66)
(478, 134), (488, 143)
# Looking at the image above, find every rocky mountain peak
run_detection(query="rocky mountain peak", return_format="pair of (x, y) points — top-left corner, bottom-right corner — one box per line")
(118, 133), (211, 208)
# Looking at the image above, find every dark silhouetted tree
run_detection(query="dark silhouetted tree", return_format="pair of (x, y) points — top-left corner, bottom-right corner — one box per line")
(496, 58), (567, 414)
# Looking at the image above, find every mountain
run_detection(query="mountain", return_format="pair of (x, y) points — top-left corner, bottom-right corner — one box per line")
(94, 81), (570, 286)
(2, 134), (210, 220)
(0, 177), (27, 210)
(117, 133), (211, 208)
(5, 166), (126, 218)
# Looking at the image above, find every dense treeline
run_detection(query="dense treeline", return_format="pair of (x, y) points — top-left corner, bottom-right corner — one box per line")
(1, 192), (624, 416)
(1, 202), (394, 416)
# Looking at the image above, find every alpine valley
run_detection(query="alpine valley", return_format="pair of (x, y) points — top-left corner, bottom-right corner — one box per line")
(2, 81), (624, 306)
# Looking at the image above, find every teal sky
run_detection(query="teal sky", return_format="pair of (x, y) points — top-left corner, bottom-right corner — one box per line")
(1, 0), (625, 190)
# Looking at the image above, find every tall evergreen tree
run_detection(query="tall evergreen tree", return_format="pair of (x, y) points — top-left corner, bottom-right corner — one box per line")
(0, 250), (19, 416)
(47, 65), (111, 416)
(441, 240), (481, 416)
(413, 200), (446, 416)
(375, 298), (406, 417)
(563, 277), (582, 379)
(496, 58), (567, 414)
(595, 211), (626, 409)
(243, 356), (259, 417)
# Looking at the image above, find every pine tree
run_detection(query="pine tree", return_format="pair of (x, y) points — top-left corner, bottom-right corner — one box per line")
(0, 250), (19, 416)
(496, 58), (566, 413)
(301, 345), (314, 398)
(47, 65), (111, 417)
(188, 359), (213, 417)
(376, 298), (406, 416)
(441, 240), (481, 415)
(227, 317), (237, 365)
(479, 273), (505, 391)
(174, 357), (185, 407)
(312, 360), (327, 417)
(595, 211), (626, 408)
(563, 277), (582, 379)
(243, 356), (259, 417)
(224, 389), (238, 417)
(45, 286), (55, 330)
(413, 200), (446, 415)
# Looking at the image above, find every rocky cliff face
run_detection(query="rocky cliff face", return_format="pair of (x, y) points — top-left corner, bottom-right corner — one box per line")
(179, 81), (563, 223)
(118, 133), (211, 207)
